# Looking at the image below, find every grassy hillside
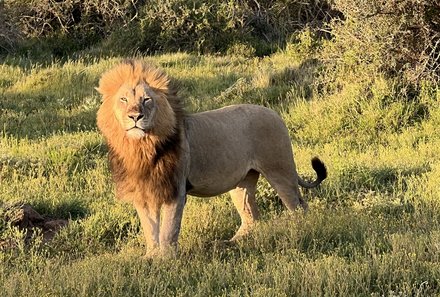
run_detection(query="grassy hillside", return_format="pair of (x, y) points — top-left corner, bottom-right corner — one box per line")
(1, 52), (440, 296)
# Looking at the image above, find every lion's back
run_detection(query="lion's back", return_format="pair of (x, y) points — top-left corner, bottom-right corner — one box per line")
(186, 104), (287, 139)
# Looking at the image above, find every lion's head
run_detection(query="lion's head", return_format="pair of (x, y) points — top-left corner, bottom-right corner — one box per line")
(96, 60), (182, 142)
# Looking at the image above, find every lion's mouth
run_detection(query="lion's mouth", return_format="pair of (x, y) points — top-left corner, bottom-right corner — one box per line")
(127, 126), (144, 132)
(126, 126), (147, 139)
(127, 121), (149, 131)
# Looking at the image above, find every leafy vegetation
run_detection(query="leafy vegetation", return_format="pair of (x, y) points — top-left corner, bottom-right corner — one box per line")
(1, 0), (333, 56)
(1, 0), (440, 295)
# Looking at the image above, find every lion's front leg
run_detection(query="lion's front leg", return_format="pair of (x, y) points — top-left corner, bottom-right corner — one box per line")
(133, 200), (160, 257)
(159, 192), (186, 257)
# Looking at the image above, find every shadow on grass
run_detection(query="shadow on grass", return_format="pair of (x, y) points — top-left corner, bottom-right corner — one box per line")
(1, 199), (89, 222)
(36, 199), (90, 220)
(0, 139), (107, 182)
(1, 106), (98, 140)
(309, 163), (431, 204)
(1, 51), (113, 70)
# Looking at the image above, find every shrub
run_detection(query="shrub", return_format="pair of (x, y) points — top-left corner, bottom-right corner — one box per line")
(3, 0), (140, 55)
(319, 0), (440, 87)
(138, 0), (247, 53)
(0, 2), (21, 54)
(5, 0), (138, 38)
(2, 0), (333, 56)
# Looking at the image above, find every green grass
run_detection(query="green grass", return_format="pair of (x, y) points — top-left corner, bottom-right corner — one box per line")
(1, 52), (439, 296)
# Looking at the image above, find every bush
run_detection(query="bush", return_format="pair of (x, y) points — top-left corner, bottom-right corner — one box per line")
(133, 0), (333, 54)
(2, 0), (333, 56)
(5, 0), (138, 38)
(0, 2), (21, 54)
(138, 0), (247, 53)
(319, 0), (440, 87)
(3, 0), (139, 56)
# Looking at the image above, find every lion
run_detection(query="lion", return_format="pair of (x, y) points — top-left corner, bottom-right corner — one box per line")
(96, 59), (327, 257)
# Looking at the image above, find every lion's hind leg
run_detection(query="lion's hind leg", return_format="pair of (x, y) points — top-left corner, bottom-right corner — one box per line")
(263, 170), (308, 212)
(229, 170), (260, 241)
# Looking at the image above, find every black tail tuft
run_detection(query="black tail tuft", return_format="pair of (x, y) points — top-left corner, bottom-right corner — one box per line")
(311, 157), (327, 182)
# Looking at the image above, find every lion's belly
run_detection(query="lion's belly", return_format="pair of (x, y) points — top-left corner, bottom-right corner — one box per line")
(187, 186), (234, 197)
(187, 175), (246, 197)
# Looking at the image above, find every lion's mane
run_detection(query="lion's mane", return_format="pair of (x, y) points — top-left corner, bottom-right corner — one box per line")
(96, 60), (184, 205)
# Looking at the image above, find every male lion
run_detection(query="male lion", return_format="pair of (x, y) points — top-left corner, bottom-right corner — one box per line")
(96, 59), (327, 257)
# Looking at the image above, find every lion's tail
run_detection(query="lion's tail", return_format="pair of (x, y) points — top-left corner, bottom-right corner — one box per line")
(298, 157), (327, 189)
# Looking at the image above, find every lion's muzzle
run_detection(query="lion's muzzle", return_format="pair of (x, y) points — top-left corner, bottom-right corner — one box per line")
(125, 99), (156, 138)
(128, 112), (144, 123)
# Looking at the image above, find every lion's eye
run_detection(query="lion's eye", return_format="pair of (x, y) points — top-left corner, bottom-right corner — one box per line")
(143, 97), (151, 105)
(120, 97), (128, 103)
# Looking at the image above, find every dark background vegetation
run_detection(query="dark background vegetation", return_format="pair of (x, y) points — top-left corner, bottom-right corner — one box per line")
(1, 0), (439, 85)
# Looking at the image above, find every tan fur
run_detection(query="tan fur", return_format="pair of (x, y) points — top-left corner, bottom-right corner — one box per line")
(96, 60), (327, 257)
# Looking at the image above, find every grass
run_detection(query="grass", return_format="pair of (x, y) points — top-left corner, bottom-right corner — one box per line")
(1, 51), (440, 296)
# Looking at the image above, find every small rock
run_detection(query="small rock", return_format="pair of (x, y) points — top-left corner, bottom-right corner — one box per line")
(21, 204), (45, 224)
(43, 219), (68, 231)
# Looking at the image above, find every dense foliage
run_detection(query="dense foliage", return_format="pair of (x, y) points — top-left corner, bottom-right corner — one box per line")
(2, 0), (438, 85)
(1, 0), (332, 55)
(322, 0), (440, 84)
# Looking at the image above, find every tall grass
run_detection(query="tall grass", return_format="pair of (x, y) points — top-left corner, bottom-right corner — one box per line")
(1, 52), (439, 296)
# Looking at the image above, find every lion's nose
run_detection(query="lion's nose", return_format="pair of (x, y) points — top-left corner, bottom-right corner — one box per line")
(128, 112), (144, 122)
